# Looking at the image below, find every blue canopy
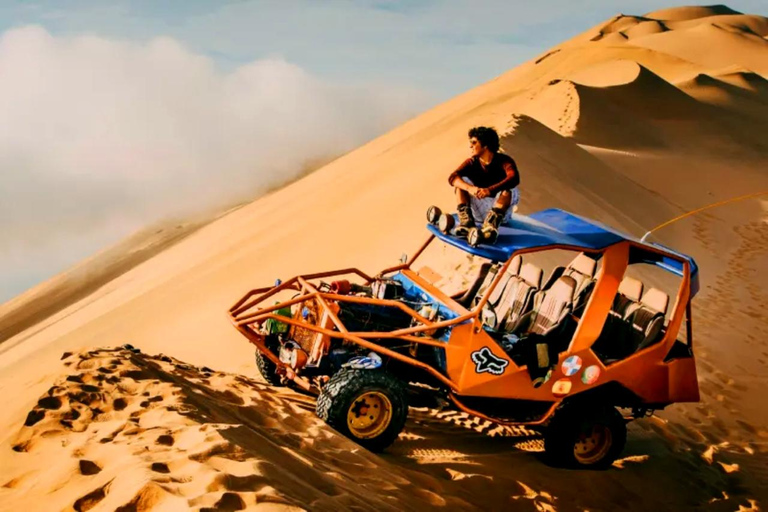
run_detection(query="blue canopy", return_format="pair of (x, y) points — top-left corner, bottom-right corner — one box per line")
(426, 208), (699, 297)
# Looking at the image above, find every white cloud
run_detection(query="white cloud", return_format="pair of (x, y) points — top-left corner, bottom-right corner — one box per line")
(0, 25), (428, 301)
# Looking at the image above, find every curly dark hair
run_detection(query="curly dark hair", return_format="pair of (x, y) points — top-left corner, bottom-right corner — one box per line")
(468, 126), (500, 153)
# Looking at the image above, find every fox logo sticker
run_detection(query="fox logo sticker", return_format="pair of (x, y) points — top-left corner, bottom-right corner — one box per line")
(471, 347), (509, 375)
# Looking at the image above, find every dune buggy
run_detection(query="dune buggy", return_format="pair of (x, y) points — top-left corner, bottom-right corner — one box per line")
(229, 208), (700, 468)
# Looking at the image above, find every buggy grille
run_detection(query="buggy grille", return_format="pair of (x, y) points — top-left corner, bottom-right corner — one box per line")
(289, 298), (320, 353)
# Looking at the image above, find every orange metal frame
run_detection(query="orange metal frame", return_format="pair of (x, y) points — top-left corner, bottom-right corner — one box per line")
(229, 234), (698, 425)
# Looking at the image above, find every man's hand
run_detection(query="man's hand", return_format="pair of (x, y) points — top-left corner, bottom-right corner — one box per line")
(475, 188), (491, 199)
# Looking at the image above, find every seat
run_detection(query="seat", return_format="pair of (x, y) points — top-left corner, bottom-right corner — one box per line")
(495, 263), (543, 331)
(528, 276), (577, 335)
(486, 256), (522, 306)
(471, 256), (522, 310)
(511, 275), (577, 337)
(540, 253), (597, 315)
(506, 275), (577, 373)
(611, 276), (644, 320)
(456, 262), (493, 308)
(593, 276), (644, 362)
(563, 253), (597, 316)
(629, 287), (669, 352)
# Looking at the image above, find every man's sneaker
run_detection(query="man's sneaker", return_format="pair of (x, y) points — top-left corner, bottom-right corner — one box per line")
(483, 207), (505, 229)
(455, 204), (476, 237)
(480, 207), (506, 243)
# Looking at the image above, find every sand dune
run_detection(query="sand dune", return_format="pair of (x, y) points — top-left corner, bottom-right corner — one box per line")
(0, 218), (210, 349)
(624, 20), (670, 39)
(4, 346), (767, 511)
(598, 15), (649, 35)
(500, 114), (676, 231)
(524, 61), (718, 150)
(664, 14), (768, 36)
(630, 21), (768, 75)
(643, 5), (743, 21)
(713, 68), (768, 93)
(676, 72), (768, 121)
(5, 347), (471, 511)
(1, 4), (767, 511)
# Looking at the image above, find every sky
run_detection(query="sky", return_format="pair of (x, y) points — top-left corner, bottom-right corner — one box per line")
(0, 0), (766, 303)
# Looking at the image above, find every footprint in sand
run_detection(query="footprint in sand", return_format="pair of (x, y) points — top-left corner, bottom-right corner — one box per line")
(10, 346), (472, 511)
(151, 462), (171, 474)
(72, 482), (109, 512)
(200, 492), (246, 512)
(156, 433), (175, 446)
(78, 460), (102, 475)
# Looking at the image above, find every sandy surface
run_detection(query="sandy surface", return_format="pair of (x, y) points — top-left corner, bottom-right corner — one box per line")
(1, 5), (767, 511)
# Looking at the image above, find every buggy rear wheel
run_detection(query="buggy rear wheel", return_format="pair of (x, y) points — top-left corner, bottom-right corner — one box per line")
(544, 404), (626, 469)
(316, 368), (408, 452)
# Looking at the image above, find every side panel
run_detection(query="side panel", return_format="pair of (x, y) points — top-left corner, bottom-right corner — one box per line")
(667, 356), (700, 403)
(569, 243), (628, 353)
(600, 261), (695, 404)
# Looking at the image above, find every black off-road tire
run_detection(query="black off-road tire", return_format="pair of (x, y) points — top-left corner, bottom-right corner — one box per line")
(254, 335), (283, 386)
(544, 404), (627, 469)
(254, 350), (283, 386)
(316, 368), (408, 452)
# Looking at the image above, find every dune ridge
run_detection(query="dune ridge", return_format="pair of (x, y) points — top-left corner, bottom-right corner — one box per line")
(643, 5), (743, 21)
(0, 219), (211, 349)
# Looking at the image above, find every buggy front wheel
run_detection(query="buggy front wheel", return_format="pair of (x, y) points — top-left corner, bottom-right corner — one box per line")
(254, 335), (283, 386)
(316, 368), (408, 452)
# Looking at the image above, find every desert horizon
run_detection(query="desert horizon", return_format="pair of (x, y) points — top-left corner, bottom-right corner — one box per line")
(1, 3), (767, 511)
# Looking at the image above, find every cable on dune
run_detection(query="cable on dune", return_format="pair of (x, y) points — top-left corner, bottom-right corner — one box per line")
(640, 190), (768, 242)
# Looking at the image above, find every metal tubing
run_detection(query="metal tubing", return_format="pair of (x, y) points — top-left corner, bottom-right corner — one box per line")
(337, 332), (458, 391)
(231, 277), (300, 316)
(321, 293), (433, 326)
(237, 312), (457, 391)
(232, 267), (375, 317)
(449, 393), (558, 426)
(407, 234), (435, 267)
(376, 263), (409, 276)
(297, 277), (348, 333)
(378, 234), (434, 275)
(471, 255), (515, 313)
(345, 332), (449, 348)
(235, 292), (319, 324)
(236, 324), (282, 366)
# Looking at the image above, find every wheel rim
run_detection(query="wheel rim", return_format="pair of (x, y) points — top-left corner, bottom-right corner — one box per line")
(574, 423), (613, 465)
(347, 391), (393, 439)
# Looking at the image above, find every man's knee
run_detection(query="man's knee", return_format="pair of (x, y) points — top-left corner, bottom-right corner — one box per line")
(496, 190), (512, 206)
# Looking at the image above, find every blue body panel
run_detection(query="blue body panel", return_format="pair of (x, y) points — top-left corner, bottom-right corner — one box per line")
(391, 273), (461, 324)
(427, 208), (700, 298)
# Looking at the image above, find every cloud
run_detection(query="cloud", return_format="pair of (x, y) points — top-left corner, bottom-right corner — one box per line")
(9, 1), (764, 102)
(0, 25), (429, 301)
